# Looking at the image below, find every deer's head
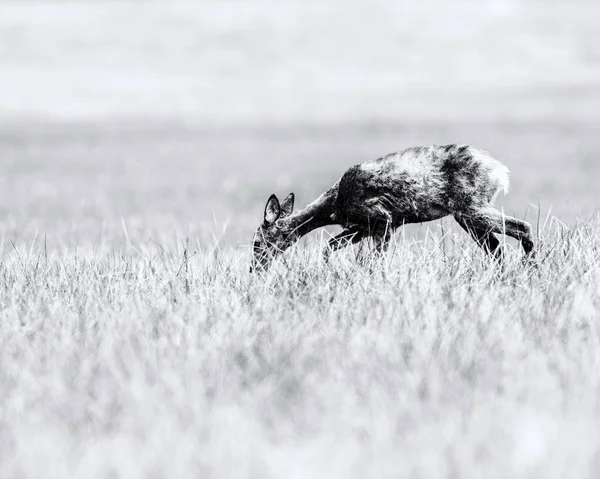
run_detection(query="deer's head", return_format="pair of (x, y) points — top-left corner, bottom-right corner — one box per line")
(250, 193), (295, 273)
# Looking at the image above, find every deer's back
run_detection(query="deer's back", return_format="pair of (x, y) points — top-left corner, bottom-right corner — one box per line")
(335, 145), (509, 226)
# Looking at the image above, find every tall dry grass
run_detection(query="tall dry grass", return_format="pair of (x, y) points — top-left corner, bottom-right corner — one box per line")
(1, 215), (600, 478)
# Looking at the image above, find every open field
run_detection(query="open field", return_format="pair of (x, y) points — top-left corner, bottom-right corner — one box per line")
(2, 0), (600, 477)
(2, 120), (599, 248)
(1, 122), (600, 479)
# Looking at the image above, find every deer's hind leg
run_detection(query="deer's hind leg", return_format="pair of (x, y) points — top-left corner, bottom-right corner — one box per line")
(459, 208), (535, 256)
(454, 215), (503, 260)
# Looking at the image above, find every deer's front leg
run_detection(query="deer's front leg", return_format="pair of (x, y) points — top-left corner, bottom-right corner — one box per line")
(323, 226), (365, 261)
(370, 221), (393, 254)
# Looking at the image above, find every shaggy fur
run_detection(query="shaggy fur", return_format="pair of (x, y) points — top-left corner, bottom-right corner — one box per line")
(251, 145), (534, 272)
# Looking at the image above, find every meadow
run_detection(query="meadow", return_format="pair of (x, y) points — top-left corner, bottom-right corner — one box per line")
(2, 0), (600, 477)
(1, 121), (600, 479)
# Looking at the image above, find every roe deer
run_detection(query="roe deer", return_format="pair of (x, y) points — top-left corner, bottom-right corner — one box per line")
(250, 144), (534, 272)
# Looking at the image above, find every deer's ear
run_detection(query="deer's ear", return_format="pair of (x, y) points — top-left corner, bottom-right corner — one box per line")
(263, 194), (281, 225)
(280, 192), (295, 218)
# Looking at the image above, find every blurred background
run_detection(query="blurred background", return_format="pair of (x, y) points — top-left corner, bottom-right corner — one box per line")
(1, 0), (599, 248)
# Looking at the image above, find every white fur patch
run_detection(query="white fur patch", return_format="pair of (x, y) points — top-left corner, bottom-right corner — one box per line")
(360, 161), (384, 173)
(471, 148), (511, 196)
(490, 163), (511, 195)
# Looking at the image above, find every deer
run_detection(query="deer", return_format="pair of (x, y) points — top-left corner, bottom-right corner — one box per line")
(250, 144), (535, 273)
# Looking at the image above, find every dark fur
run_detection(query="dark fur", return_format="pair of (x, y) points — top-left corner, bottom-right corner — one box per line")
(251, 144), (534, 272)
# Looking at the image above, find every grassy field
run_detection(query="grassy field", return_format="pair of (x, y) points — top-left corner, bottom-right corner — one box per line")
(2, 0), (600, 478)
(1, 122), (600, 479)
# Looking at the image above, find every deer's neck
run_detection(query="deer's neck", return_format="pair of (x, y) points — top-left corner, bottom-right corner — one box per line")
(280, 182), (340, 243)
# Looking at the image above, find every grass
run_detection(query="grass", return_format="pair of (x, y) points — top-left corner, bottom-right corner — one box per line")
(2, 1), (600, 476)
(2, 213), (600, 478)
(0, 118), (598, 478)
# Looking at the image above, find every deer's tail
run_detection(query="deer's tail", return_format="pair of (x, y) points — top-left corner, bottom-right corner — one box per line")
(470, 147), (511, 197)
